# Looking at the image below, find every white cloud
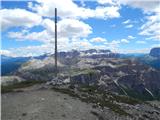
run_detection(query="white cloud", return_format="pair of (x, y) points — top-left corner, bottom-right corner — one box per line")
(119, 48), (150, 54)
(98, 0), (160, 14)
(98, 0), (160, 15)
(8, 18), (92, 42)
(104, 40), (120, 49)
(1, 37), (122, 57)
(122, 19), (134, 29)
(8, 30), (52, 43)
(2, 0), (159, 57)
(125, 24), (133, 28)
(30, 0), (120, 20)
(1, 0), (121, 57)
(0, 39), (91, 57)
(136, 41), (146, 44)
(9, 44), (55, 57)
(78, 40), (93, 49)
(139, 13), (160, 41)
(122, 19), (131, 24)
(97, 0), (116, 5)
(128, 35), (135, 39)
(90, 37), (106, 42)
(42, 18), (92, 38)
(118, 0), (160, 13)
(94, 6), (120, 19)
(80, 0), (86, 7)
(0, 50), (17, 57)
(100, 0), (160, 41)
(0, 9), (42, 31)
(121, 39), (129, 43)
(58, 19), (92, 38)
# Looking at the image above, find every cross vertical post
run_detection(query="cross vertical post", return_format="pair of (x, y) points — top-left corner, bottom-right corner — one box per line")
(55, 8), (57, 77)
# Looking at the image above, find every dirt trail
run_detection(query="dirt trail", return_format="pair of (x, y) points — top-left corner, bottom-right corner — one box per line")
(1, 84), (97, 120)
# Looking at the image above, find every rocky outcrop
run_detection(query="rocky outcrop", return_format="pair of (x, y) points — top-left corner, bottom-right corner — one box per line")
(20, 57), (64, 71)
(70, 70), (101, 85)
(143, 70), (160, 97)
(1, 76), (25, 86)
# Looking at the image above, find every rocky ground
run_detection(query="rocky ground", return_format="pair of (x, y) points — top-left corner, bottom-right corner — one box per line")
(2, 83), (160, 120)
(2, 84), (97, 120)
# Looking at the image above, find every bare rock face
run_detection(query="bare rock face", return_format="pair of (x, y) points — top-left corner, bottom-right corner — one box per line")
(150, 47), (160, 58)
(70, 70), (101, 85)
(20, 57), (64, 71)
(1, 76), (25, 86)
(143, 70), (160, 97)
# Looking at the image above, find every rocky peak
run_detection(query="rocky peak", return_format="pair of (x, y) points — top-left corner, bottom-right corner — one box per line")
(150, 47), (160, 58)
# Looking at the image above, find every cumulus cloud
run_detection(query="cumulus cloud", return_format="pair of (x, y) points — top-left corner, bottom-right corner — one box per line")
(29, 0), (120, 19)
(122, 19), (134, 29)
(139, 13), (160, 41)
(94, 6), (120, 19)
(90, 37), (107, 42)
(2, 37), (122, 57)
(8, 18), (92, 42)
(97, 0), (116, 5)
(42, 18), (92, 38)
(99, 0), (160, 39)
(121, 39), (129, 43)
(2, 0), (159, 56)
(122, 19), (131, 24)
(8, 30), (51, 43)
(58, 19), (92, 38)
(8, 44), (55, 57)
(104, 40), (120, 50)
(119, 0), (160, 41)
(118, 0), (160, 13)
(1, 39), (90, 57)
(98, 0), (160, 13)
(125, 24), (133, 28)
(0, 9), (42, 31)
(0, 50), (17, 57)
(128, 35), (135, 39)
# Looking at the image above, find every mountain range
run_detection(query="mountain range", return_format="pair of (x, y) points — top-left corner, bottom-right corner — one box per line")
(1, 47), (160, 76)
(1, 47), (160, 100)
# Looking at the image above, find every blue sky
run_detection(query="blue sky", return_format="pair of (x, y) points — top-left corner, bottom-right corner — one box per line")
(1, 0), (160, 57)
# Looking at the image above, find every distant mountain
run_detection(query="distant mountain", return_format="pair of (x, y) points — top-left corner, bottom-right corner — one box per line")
(150, 47), (160, 58)
(119, 49), (160, 70)
(137, 55), (160, 70)
(2, 48), (160, 76)
(80, 49), (120, 59)
(1, 55), (30, 76)
(119, 53), (146, 58)
(1, 53), (53, 76)
(136, 48), (160, 70)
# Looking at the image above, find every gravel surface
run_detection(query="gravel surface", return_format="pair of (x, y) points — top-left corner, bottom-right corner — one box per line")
(1, 85), (97, 120)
